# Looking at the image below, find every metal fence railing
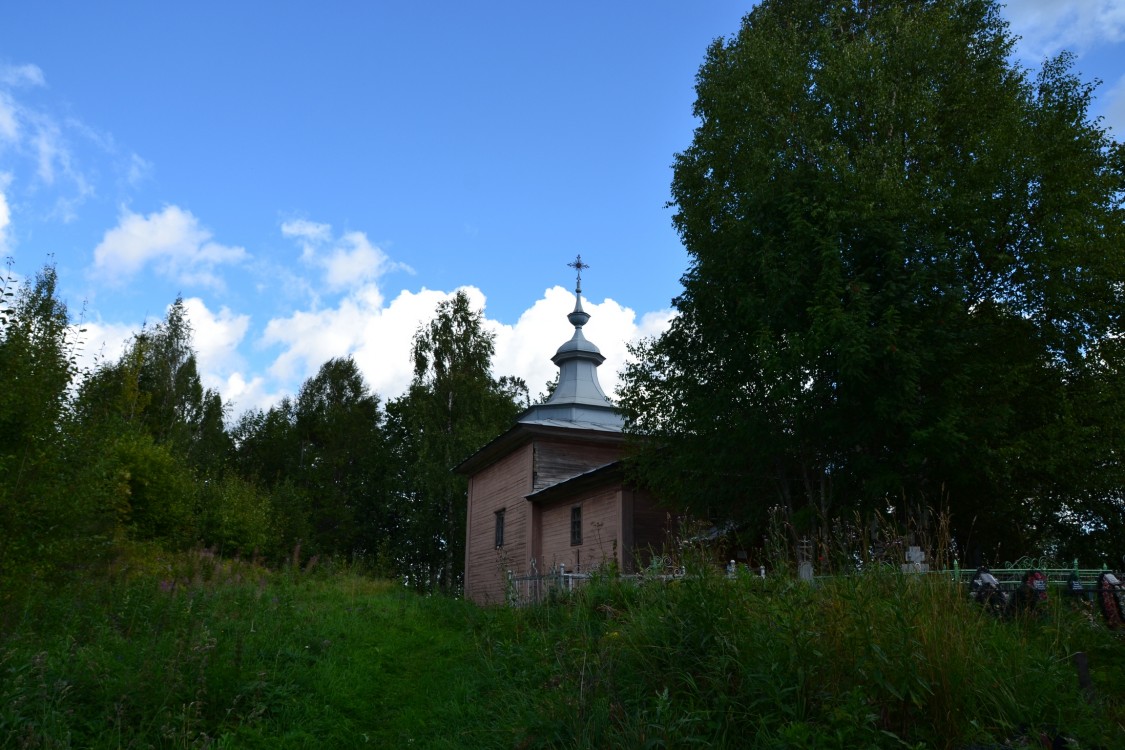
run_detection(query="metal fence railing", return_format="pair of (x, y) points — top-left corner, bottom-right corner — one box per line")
(506, 557), (688, 606)
(504, 553), (1123, 610)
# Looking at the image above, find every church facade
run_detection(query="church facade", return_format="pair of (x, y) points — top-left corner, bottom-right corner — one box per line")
(457, 265), (666, 604)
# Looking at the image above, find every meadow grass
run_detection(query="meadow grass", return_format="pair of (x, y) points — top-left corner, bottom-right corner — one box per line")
(479, 565), (1125, 749)
(1, 551), (510, 749)
(2, 552), (1123, 749)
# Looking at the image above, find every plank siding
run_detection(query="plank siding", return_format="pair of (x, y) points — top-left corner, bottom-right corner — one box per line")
(533, 439), (623, 491)
(539, 487), (622, 573)
(464, 443), (532, 604)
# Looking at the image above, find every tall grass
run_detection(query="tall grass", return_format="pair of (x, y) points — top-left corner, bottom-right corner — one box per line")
(3, 548), (1122, 748)
(480, 565), (1125, 749)
(0, 550), (505, 749)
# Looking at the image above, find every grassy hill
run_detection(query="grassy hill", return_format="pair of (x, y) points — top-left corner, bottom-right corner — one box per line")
(2, 551), (1122, 748)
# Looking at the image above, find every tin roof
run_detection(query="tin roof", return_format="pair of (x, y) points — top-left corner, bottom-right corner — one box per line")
(515, 288), (624, 431)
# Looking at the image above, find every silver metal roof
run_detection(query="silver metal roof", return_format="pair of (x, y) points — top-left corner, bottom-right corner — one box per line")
(517, 287), (624, 431)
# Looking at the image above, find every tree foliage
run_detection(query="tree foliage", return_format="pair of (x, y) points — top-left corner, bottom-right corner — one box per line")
(0, 265), (117, 584)
(389, 291), (524, 592)
(293, 357), (391, 556)
(0, 264), (74, 462)
(69, 299), (238, 550)
(619, 0), (1125, 563)
(0, 264), (523, 595)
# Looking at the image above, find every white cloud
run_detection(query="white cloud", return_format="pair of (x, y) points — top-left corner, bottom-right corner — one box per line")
(280, 218), (331, 245)
(0, 63), (45, 88)
(489, 286), (577, 395)
(93, 205), (247, 288)
(0, 62), (140, 223)
(261, 283), (449, 398)
(70, 319), (135, 378)
(323, 232), (391, 291)
(176, 298), (286, 415)
(280, 218), (412, 293)
(220, 372), (283, 415)
(180, 296), (251, 388)
(490, 286), (675, 401)
(0, 172), (11, 253)
(257, 281), (675, 409)
(70, 298), (267, 415)
(1004, 0), (1125, 63)
(33, 121), (61, 184)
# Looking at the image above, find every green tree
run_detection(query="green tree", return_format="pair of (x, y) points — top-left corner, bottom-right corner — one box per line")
(0, 264), (73, 468)
(293, 356), (390, 557)
(0, 264), (118, 586)
(619, 0), (1125, 562)
(73, 298), (236, 550)
(77, 298), (231, 477)
(133, 298), (231, 471)
(230, 399), (310, 560)
(389, 291), (523, 592)
(230, 359), (395, 563)
(232, 399), (300, 487)
(198, 472), (275, 556)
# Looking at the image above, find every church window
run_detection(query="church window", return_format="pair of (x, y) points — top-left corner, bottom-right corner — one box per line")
(570, 506), (582, 546)
(495, 509), (505, 548)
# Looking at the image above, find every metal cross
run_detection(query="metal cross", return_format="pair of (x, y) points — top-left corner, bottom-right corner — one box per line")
(567, 254), (590, 295)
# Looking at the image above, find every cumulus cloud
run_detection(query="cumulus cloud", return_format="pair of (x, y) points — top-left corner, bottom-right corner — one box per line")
(70, 319), (135, 377)
(72, 298), (264, 414)
(281, 218), (411, 293)
(261, 283), (449, 398)
(490, 286), (675, 400)
(180, 296), (251, 386)
(174, 297), (288, 415)
(1004, 0), (1125, 63)
(220, 371), (280, 416)
(257, 281), (675, 410)
(93, 205), (247, 288)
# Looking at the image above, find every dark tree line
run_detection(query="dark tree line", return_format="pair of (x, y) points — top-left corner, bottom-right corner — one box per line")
(0, 265), (521, 595)
(618, 0), (1124, 565)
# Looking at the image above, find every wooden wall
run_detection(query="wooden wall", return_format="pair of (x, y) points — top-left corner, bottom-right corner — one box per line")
(538, 486), (622, 573)
(464, 443), (532, 604)
(465, 428), (660, 604)
(532, 438), (623, 491)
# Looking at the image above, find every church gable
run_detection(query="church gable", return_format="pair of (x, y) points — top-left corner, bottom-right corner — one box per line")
(532, 435), (624, 492)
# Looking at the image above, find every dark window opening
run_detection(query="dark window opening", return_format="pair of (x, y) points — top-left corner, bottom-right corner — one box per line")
(570, 506), (582, 546)
(495, 509), (506, 548)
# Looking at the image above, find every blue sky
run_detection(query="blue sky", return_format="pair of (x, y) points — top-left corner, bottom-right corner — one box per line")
(1, 1), (1123, 415)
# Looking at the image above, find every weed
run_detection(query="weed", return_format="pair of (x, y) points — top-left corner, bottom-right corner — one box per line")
(3, 548), (1121, 748)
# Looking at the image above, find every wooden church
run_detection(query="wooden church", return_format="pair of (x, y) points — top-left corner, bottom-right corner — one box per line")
(457, 260), (666, 604)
